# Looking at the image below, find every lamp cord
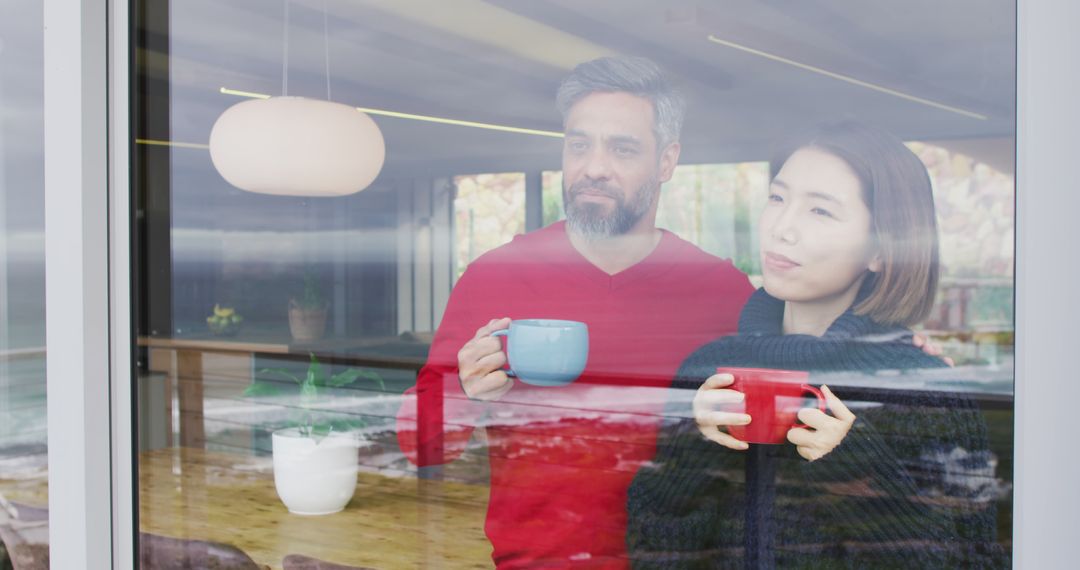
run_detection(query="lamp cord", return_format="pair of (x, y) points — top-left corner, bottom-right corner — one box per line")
(281, 0), (290, 96)
(323, 0), (332, 101)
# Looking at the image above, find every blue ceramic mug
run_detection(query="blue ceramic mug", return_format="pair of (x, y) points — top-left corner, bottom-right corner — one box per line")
(491, 319), (589, 386)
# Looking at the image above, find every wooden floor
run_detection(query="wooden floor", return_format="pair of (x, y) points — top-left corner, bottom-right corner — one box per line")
(2, 447), (495, 570)
(139, 447), (493, 569)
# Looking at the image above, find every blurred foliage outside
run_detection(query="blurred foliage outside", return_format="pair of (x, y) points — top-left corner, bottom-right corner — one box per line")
(542, 171), (564, 227)
(910, 142), (1015, 337)
(453, 173), (526, 281)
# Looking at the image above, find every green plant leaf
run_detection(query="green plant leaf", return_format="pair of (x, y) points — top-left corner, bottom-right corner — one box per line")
(328, 418), (363, 432)
(306, 354), (325, 387)
(242, 382), (280, 397)
(327, 369), (360, 388)
(257, 367), (301, 384)
(294, 272), (326, 310)
(299, 411), (315, 437)
(299, 380), (319, 401)
(310, 423), (333, 441)
(357, 370), (386, 391)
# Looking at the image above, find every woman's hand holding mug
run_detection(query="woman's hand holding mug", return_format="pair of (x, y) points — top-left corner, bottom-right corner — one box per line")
(693, 373), (752, 450)
(785, 385), (856, 462)
(694, 371), (854, 461)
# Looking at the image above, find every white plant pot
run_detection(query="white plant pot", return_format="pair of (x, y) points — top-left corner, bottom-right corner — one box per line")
(272, 428), (360, 515)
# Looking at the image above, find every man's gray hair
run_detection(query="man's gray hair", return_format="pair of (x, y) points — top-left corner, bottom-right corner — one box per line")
(556, 56), (686, 151)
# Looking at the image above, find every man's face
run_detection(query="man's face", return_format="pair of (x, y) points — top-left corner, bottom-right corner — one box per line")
(561, 92), (679, 239)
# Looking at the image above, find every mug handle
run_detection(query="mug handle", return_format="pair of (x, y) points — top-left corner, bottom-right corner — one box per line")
(792, 384), (826, 430)
(489, 329), (516, 377)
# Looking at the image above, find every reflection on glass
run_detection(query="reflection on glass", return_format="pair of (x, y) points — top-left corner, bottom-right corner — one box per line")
(132, 1), (1016, 568)
(0, 0), (48, 567)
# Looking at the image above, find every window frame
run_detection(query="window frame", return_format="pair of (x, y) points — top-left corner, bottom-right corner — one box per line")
(1013, 0), (1080, 565)
(42, 0), (133, 567)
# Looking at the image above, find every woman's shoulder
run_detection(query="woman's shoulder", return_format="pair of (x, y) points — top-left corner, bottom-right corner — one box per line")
(844, 330), (949, 371)
(815, 308), (948, 372)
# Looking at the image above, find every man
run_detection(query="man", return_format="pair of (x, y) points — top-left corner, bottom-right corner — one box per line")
(397, 56), (754, 568)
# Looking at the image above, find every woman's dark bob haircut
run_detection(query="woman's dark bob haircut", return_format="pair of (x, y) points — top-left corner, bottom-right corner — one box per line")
(770, 119), (940, 327)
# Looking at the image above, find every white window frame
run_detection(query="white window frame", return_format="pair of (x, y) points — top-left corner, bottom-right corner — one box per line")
(1014, 0), (1080, 566)
(36, 0), (1080, 567)
(109, 0), (135, 566)
(43, 0), (132, 567)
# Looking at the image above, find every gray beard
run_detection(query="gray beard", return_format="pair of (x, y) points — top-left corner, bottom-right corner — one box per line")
(563, 178), (658, 240)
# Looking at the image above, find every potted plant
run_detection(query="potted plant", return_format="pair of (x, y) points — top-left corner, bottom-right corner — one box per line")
(244, 354), (385, 515)
(288, 272), (328, 343)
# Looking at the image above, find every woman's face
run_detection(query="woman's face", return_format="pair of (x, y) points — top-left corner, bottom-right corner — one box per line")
(759, 147), (881, 305)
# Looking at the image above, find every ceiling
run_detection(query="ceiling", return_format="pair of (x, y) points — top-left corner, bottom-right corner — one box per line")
(156, 0), (1016, 179)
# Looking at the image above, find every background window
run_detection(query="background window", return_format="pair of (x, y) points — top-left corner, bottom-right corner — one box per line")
(453, 172), (526, 281)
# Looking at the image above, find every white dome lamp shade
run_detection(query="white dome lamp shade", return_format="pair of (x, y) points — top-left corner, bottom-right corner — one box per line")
(209, 96), (386, 197)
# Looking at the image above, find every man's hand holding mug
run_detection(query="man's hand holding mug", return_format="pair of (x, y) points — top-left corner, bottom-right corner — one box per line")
(459, 317), (590, 401)
(458, 318), (514, 401)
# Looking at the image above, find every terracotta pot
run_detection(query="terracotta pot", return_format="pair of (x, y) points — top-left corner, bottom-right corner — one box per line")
(288, 302), (328, 343)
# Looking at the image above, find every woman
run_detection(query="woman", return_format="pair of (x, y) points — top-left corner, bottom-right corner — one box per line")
(626, 120), (1006, 568)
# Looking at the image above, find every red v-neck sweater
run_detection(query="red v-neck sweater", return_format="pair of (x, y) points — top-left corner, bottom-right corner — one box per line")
(397, 222), (753, 568)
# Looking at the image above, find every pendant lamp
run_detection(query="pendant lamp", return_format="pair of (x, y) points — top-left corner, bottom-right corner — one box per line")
(210, 97), (384, 197)
(208, 0), (385, 197)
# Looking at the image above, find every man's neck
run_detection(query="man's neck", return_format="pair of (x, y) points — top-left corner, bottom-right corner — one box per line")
(566, 224), (663, 276)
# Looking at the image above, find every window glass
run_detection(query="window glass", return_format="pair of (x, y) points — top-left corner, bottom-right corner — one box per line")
(0, 0), (48, 564)
(133, 1), (1015, 567)
(453, 172), (526, 281)
(541, 170), (564, 226)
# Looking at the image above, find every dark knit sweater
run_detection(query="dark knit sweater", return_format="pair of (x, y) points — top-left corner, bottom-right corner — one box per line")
(626, 288), (1009, 569)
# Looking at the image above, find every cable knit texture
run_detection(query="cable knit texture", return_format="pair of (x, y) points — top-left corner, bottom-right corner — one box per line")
(626, 288), (1009, 569)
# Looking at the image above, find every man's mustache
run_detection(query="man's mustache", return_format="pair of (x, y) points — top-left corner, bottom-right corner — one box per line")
(567, 181), (620, 200)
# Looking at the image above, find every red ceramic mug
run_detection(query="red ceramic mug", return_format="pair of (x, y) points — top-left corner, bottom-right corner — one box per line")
(717, 367), (826, 445)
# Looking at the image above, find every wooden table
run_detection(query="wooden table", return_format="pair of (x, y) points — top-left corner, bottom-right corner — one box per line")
(138, 336), (429, 449)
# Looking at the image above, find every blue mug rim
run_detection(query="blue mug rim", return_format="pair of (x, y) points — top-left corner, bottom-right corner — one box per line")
(511, 318), (587, 329)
